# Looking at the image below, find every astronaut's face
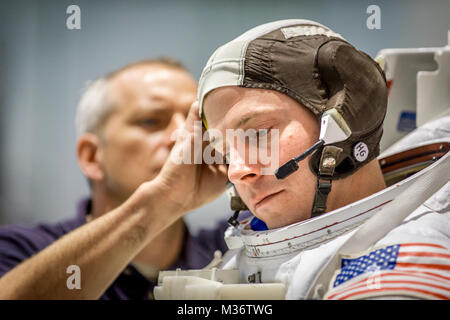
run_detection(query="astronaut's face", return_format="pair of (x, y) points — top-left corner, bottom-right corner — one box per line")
(203, 86), (320, 229)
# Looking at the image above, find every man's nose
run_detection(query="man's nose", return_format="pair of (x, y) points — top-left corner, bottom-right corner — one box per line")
(227, 150), (261, 185)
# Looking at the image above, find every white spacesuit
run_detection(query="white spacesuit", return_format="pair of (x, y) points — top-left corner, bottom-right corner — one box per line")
(221, 118), (450, 300)
(154, 22), (450, 300)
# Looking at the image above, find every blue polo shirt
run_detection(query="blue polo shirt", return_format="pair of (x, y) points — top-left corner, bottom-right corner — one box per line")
(0, 199), (230, 299)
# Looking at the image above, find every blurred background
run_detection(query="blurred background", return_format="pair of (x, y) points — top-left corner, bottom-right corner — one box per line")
(1, 0), (449, 233)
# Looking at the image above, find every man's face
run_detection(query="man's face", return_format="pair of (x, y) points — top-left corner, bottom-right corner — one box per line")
(99, 65), (197, 202)
(203, 86), (320, 229)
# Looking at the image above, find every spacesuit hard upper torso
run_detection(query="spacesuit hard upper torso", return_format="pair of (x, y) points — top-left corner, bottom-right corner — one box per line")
(220, 114), (450, 300)
(154, 114), (450, 300)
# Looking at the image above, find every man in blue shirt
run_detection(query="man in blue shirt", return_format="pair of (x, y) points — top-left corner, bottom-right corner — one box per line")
(0, 58), (229, 299)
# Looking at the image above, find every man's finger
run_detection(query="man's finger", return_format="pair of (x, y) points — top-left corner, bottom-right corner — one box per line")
(184, 101), (200, 133)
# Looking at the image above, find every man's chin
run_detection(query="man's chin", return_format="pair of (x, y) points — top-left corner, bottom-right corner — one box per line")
(253, 206), (284, 229)
(254, 205), (311, 229)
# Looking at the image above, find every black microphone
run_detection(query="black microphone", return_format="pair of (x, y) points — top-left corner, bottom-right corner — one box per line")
(274, 109), (352, 180)
(274, 140), (324, 179)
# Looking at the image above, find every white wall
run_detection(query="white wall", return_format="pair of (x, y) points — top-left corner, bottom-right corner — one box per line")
(1, 0), (449, 233)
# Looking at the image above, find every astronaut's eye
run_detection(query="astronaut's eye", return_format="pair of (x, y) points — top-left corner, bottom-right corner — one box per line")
(224, 152), (231, 165)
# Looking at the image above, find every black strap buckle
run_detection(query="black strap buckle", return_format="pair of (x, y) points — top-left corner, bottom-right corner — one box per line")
(311, 175), (333, 218)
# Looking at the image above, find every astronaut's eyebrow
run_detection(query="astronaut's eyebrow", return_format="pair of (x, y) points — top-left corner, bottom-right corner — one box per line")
(236, 115), (253, 128)
(234, 108), (274, 129)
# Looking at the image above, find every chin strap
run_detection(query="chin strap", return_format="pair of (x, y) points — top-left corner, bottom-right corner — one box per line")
(311, 146), (343, 218)
(227, 210), (241, 227)
(227, 185), (249, 227)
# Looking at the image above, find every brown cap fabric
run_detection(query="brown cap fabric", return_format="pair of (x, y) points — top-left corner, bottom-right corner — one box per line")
(199, 19), (388, 179)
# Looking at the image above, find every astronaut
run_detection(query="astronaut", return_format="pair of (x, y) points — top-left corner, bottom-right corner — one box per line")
(155, 19), (450, 300)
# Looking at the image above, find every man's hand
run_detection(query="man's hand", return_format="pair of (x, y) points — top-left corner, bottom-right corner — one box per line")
(0, 101), (228, 300)
(150, 101), (228, 213)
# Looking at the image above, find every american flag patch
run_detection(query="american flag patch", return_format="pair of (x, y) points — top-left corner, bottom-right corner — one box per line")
(324, 243), (450, 300)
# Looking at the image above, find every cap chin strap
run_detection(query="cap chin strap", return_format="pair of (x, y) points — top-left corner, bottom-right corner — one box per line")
(311, 146), (343, 218)
(227, 196), (248, 227)
(226, 182), (249, 227)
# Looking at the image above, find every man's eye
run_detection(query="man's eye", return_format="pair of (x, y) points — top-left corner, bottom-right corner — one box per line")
(255, 127), (273, 142)
(221, 152), (231, 166)
(224, 152), (230, 164)
(140, 119), (157, 127)
(257, 129), (269, 138)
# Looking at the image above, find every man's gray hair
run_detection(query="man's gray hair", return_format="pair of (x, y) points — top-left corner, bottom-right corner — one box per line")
(75, 77), (113, 137)
(75, 57), (188, 137)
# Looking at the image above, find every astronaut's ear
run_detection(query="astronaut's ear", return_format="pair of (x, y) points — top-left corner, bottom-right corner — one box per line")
(76, 133), (105, 182)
